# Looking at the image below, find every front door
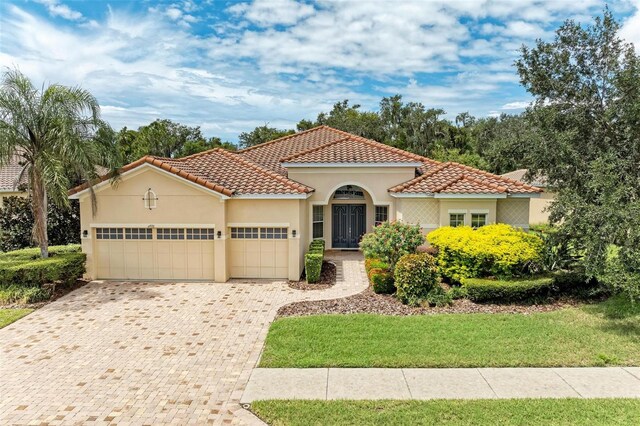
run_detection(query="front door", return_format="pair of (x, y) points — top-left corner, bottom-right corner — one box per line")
(332, 204), (366, 249)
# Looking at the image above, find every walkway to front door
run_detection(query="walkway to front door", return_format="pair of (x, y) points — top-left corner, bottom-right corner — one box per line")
(332, 204), (366, 249)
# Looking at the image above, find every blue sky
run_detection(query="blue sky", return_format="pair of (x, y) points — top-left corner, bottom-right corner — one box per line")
(1, 0), (639, 142)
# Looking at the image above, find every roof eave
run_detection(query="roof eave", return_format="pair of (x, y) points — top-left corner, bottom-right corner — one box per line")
(282, 162), (423, 168)
(434, 193), (507, 199)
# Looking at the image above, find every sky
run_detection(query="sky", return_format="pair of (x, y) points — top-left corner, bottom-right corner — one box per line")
(1, 1), (639, 142)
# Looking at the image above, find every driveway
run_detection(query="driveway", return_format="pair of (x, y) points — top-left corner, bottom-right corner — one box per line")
(0, 251), (366, 425)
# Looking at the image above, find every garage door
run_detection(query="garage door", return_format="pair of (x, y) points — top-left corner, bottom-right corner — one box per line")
(95, 227), (215, 280)
(229, 227), (288, 278)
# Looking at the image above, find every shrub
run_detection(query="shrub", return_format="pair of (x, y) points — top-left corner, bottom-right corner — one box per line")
(370, 270), (395, 294)
(394, 253), (439, 306)
(0, 252), (86, 288)
(424, 285), (453, 307)
(552, 270), (605, 297)
(365, 258), (389, 274)
(427, 224), (543, 282)
(600, 245), (640, 302)
(0, 285), (51, 304)
(360, 221), (424, 271)
(449, 285), (468, 300)
(0, 196), (80, 252)
(304, 253), (323, 283)
(462, 276), (555, 303)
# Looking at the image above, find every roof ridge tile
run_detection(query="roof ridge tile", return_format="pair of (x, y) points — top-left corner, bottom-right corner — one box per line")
(237, 125), (333, 153)
(279, 136), (353, 162)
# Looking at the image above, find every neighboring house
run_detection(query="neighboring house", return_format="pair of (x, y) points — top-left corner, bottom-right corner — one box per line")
(69, 126), (541, 282)
(501, 169), (554, 225)
(0, 156), (28, 207)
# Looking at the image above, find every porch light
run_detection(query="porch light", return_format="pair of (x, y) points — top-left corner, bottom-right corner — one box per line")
(292, 230), (297, 238)
(143, 188), (158, 210)
(82, 230), (88, 238)
(217, 230), (222, 239)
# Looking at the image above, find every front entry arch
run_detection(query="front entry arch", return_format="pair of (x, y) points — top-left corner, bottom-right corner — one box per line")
(332, 204), (366, 249)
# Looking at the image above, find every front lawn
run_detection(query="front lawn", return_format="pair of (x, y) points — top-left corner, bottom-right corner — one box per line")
(0, 308), (33, 328)
(251, 399), (640, 426)
(260, 295), (640, 368)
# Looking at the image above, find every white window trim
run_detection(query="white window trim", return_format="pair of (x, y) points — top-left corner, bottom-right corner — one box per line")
(469, 209), (490, 214)
(447, 209), (467, 214)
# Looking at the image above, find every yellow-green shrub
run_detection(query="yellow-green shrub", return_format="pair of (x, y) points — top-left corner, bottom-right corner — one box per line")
(427, 224), (543, 282)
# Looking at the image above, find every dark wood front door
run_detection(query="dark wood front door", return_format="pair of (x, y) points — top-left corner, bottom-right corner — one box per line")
(332, 204), (366, 249)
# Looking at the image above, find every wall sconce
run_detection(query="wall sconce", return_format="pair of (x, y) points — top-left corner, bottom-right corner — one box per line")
(217, 230), (222, 239)
(82, 230), (88, 238)
(292, 230), (297, 238)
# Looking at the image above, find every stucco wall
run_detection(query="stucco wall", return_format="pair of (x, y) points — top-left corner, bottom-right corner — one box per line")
(289, 166), (414, 248)
(396, 199), (440, 232)
(497, 198), (530, 229)
(438, 199), (498, 227)
(78, 167), (225, 280)
(529, 191), (555, 224)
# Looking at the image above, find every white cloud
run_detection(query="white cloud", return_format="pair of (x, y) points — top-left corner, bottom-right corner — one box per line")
(501, 101), (530, 110)
(621, 1), (640, 50)
(229, 0), (315, 26)
(35, 0), (83, 21)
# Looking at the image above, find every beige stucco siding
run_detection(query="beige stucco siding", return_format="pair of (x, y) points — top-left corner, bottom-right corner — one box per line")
(225, 199), (302, 280)
(78, 167), (225, 281)
(438, 199), (498, 227)
(396, 199), (440, 232)
(289, 166), (414, 248)
(529, 191), (555, 224)
(497, 198), (531, 229)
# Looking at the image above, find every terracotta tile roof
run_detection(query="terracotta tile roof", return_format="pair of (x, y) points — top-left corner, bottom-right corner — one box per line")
(0, 155), (28, 192)
(281, 136), (424, 164)
(68, 149), (313, 197)
(389, 162), (542, 195)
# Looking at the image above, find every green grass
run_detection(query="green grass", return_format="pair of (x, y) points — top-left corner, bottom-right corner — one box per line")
(260, 295), (640, 368)
(0, 308), (33, 328)
(251, 399), (640, 426)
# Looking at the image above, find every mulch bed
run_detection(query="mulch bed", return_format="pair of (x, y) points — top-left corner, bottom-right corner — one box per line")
(1, 279), (90, 309)
(277, 286), (585, 318)
(288, 261), (337, 290)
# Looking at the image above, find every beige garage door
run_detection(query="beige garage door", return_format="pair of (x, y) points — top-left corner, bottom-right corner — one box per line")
(229, 227), (288, 278)
(95, 227), (215, 280)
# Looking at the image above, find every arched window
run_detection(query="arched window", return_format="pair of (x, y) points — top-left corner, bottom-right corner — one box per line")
(333, 185), (365, 200)
(143, 188), (158, 210)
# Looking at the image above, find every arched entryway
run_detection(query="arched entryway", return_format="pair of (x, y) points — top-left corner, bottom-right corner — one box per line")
(331, 185), (367, 249)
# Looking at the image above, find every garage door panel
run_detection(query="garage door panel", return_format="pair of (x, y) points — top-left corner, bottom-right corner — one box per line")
(95, 228), (214, 281)
(229, 227), (289, 279)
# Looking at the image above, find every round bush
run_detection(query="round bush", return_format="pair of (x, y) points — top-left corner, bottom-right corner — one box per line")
(394, 253), (439, 306)
(370, 270), (395, 294)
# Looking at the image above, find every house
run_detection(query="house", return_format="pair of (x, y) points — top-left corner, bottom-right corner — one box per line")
(69, 126), (541, 282)
(0, 155), (28, 207)
(500, 169), (553, 225)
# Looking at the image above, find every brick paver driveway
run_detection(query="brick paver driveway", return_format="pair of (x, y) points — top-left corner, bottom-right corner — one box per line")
(1, 251), (366, 425)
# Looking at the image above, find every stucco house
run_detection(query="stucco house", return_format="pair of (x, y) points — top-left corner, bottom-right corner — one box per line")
(69, 126), (541, 282)
(0, 155), (28, 206)
(501, 169), (553, 225)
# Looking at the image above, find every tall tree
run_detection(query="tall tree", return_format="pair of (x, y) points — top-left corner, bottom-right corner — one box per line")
(238, 124), (294, 149)
(516, 11), (640, 291)
(0, 69), (120, 257)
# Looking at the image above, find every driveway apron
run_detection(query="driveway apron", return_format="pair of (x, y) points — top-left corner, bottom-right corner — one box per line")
(1, 251), (366, 425)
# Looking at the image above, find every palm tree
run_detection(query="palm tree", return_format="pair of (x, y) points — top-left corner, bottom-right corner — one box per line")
(0, 69), (120, 258)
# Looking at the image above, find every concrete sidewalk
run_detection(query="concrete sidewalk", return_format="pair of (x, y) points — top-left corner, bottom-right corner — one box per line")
(241, 367), (640, 402)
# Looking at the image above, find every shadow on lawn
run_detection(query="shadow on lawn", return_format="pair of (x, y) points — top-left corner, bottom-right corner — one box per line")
(581, 294), (640, 338)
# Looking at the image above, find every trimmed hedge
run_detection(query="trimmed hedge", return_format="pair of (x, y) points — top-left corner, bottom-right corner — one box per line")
(394, 253), (439, 306)
(462, 276), (555, 303)
(371, 270), (395, 294)
(304, 240), (325, 283)
(0, 285), (51, 304)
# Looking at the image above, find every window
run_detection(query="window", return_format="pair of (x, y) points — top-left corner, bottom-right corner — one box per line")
(312, 205), (324, 238)
(449, 213), (465, 227)
(125, 228), (152, 240)
(260, 227), (288, 239)
(95, 227), (123, 240)
(471, 213), (487, 228)
(230, 227), (259, 239)
(186, 228), (215, 240)
(374, 206), (389, 226)
(157, 228), (185, 240)
(333, 185), (365, 199)
(143, 188), (158, 210)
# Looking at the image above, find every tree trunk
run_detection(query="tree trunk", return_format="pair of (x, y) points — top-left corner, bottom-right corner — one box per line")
(31, 167), (49, 258)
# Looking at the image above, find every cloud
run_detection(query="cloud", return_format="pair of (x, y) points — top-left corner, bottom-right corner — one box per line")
(228, 0), (315, 26)
(35, 0), (83, 21)
(621, 1), (640, 50)
(501, 101), (530, 110)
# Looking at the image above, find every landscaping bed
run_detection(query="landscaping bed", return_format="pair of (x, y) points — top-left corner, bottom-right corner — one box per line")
(277, 286), (580, 317)
(251, 399), (640, 426)
(288, 261), (336, 291)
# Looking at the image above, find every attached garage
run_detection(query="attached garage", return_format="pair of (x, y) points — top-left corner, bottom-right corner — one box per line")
(229, 227), (289, 279)
(94, 227), (215, 281)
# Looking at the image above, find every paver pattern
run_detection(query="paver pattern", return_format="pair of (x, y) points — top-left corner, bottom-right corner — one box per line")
(1, 251), (367, 425)
(242, 367), (640, 402)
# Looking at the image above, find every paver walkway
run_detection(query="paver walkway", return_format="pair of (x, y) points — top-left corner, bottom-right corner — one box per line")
(0, 251), (367, 425)
(242, 367), (640, 402)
